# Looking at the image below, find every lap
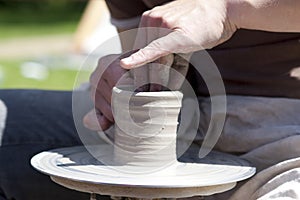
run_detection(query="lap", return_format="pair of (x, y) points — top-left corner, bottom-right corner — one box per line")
(2, 91), (299, 199)
(198, 95), (300, 200)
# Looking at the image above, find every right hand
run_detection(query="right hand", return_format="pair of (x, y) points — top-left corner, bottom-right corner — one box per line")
(120, 0), (237, 69)
(83, 54), (133, 131)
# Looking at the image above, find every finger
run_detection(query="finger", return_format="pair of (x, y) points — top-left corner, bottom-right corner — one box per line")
(133, 65), (149, 92)
(106, 68), (134, 88)
(131, 13), (161, 92)
(120, 31), (187, 69)
(94, 91), (114, 123)
(90, 54), (120, 87)
(83, 109), (113, 131)
(102, 64), (126, 87)
(168, 53), (191, 90)
(93, 53), (135, 91)
(92, 79), (112, 105)
(149, 54), (174, 91)
(102, 59), (131, 87)
(117, 50), (138, 86)
(134, 11), (160, 49)
(93, 75), (133, 107)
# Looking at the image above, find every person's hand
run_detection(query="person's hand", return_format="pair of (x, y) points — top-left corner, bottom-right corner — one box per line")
(120, 0), (237, 76)
(83, 54), (133, 131)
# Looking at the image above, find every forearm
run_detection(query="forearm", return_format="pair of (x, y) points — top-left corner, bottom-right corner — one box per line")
(229, 0), (300, 32)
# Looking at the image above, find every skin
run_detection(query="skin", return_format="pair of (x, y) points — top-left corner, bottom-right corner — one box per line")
(83, 54), (134, 131)
(121, 0), (300, 69)
(84, 0), (300, 131)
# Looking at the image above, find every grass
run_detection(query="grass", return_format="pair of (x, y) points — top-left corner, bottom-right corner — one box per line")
(0, 59), (90, 90)
(0, 23), (77, 40)
(0, 2), (89, 90)
(0, 1), (86, 40)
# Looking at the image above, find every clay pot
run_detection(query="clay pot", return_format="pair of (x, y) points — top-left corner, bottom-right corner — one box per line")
(112, 85), (183, 169)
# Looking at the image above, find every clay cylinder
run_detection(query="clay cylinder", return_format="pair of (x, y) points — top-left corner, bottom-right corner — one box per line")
(112, 86), (183, 169)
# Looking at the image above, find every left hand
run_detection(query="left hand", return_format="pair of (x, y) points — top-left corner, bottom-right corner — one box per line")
(83, 54), (133, 131)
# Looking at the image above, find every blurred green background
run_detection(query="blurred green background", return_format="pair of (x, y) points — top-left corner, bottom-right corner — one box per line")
(0, 1), (85, 39)
(0, 1), (89, 90)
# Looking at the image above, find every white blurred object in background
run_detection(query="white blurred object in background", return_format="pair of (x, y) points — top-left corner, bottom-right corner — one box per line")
(20, 62), (49, 80)
(72, 0), (121, 57)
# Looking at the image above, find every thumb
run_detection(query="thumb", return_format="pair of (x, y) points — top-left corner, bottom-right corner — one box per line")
(120, 31), (188, 69)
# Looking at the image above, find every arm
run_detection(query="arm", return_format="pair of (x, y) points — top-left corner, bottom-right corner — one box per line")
(231, 0), (300, 32)
(120, 0), (300, 69)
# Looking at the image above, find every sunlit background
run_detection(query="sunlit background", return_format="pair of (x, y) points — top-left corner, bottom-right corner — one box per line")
(0, 0), (121, 90)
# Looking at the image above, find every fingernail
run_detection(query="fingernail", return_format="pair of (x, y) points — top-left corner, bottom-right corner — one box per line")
(83, 111), (100, 131)
(121, 57), (133, 66)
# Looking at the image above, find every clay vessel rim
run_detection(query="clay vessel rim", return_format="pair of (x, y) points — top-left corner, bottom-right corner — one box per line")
(113, 85), (183, 98)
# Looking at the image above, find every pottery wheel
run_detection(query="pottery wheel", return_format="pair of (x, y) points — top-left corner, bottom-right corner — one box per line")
(31, 145), (255, 199)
